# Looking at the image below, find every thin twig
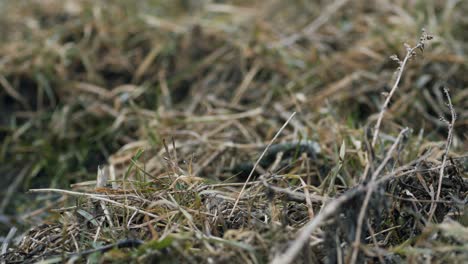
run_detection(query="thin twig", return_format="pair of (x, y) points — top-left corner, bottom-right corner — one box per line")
(366, 220), (385, 264)
(427, 88), (456, 221)
(271, 145), (420, 264)
(271, 186), (359, 264)
(371, 30), (432, 147)
(229, 112), (296, 217)
(349, 128), (409, 264)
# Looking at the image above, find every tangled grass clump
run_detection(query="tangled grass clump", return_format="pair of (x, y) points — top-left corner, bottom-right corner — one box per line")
(1, 1), (467, 263)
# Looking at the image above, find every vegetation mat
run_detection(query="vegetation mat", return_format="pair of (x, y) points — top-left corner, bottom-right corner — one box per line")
(0, 1), (467, 263)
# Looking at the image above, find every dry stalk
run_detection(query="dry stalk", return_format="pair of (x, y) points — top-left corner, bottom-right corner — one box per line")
(272, 87), (440, 264)
(366, 220), (385, 263)
(349, 30), (433, 262)
(229, 112), (296, 217)
(349, 128), (409, 264)
(371, 29), (432, 147)
(271, 157), (419, 264)
(271, 186), (359, 264)
(427, 88), (456, 221)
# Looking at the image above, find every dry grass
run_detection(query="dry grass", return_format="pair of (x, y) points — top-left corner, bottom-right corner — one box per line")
(0, 0), (467, 263)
